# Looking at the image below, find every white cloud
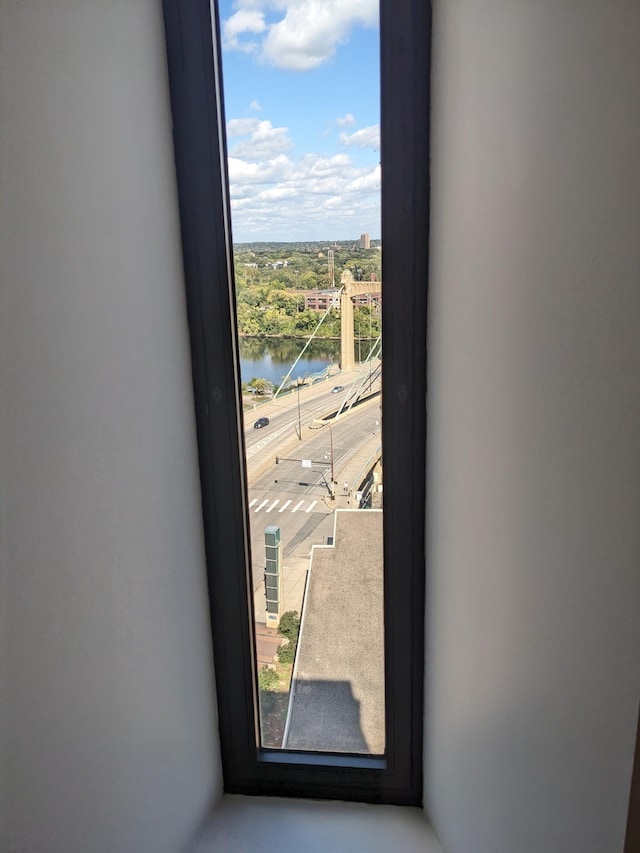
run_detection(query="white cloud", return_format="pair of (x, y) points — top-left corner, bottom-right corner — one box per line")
(223, 9), (265, 52)
(339, 124), (380, 150)
(258, 186), (298, 201)
(227, 143), (380, 240)
(223, 0), (378, 71)
(224, 97), (380, 239)
(250, 100), (262, 111)
(227, 117), (260, 138)
(228, 154), (294, 187)
(336, 113), (356, 127)
(301, 153), (351, 176)
(345, 164), (380, 192)
(228, 119), (294, 160)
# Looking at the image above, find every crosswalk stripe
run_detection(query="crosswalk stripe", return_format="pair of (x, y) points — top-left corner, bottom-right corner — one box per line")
(249, 497), (327, 515)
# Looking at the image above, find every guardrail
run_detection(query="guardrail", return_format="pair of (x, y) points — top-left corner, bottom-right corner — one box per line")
(350, 444), (382, 497)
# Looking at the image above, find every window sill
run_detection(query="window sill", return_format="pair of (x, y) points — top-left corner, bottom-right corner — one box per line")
(189, 795), (443, 853)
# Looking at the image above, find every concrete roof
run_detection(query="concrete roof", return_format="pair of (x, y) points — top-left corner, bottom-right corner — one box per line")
(283, 509), (384, 754)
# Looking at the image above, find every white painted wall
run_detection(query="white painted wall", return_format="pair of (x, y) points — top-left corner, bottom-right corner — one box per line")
(426, 2), (640, 851)
(0, 2), (221, 850)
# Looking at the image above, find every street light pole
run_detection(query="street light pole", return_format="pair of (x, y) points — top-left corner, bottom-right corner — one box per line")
(296, 383), (302, 440)
(329, 423), (334, 486)
(323, 422), (335, 500)
(368, 295), (373, 390)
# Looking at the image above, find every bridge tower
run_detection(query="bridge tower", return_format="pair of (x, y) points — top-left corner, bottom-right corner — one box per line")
(340, 269), (382, 372)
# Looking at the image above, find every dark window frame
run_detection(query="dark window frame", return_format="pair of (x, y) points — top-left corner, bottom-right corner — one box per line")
(161, 0), (430, 806)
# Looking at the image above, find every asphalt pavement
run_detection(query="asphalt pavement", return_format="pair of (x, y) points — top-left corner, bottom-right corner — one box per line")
(243, 375), (382, 623)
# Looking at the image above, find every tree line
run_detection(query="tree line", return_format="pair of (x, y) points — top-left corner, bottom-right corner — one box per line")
(233, 243), (381, 339)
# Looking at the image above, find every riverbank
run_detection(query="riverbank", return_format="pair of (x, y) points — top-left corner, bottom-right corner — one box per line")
(239, 333), (339, 340)
(239, 333), (378, 341)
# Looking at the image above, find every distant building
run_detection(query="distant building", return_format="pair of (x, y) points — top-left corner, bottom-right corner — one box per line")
(290, 289), (341, 311)
(360, 233), (371, 249)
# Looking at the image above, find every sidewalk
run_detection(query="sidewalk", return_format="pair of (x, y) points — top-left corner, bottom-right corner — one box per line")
(255, 622), (284, 666)
(330, 430), (382, 510)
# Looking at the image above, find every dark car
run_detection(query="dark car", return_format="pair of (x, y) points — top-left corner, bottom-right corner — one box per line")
(331, 385), (344, 394)
(253, 417), (270, 429)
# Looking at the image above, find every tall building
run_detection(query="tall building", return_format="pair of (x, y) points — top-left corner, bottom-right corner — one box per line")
(360, 232), (371, 249)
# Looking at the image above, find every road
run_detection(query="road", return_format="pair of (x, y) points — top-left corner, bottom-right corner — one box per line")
(241, 376), (382, 618)
(242, 365), (380, 477)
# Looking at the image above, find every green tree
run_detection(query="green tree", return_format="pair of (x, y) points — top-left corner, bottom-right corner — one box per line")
(248, 377), (273, 395)
(299, 270), (317, 289)
(258, 667), (279, 691)
(277, 611), (300, 664)
(267, 291), (300, 315)
(278, 611), (299, 641)
(294, 310), (319, 334)
(236, 303), (262, 335)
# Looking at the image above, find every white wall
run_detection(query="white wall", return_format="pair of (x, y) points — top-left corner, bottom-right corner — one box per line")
(426, 1), (640, 851)
(0, 2), (222, 850)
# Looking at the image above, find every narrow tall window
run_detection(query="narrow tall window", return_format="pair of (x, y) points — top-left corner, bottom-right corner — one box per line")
(218, 0), (384, 754)
(162, 0), (429, 803)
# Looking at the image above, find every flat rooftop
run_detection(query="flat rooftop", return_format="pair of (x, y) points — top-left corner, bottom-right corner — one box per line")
(283, 509), (384, 754)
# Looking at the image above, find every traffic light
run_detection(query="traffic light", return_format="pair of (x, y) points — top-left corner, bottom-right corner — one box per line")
(275, 456), (279, 464)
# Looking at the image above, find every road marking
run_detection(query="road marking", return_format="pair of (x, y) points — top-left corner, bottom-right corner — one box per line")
(292, 500), (304, 513)
(255, 499), (269, 513)
(265, 499), (279, 513)
(249, 498), (257, 508)
(245, 419), (297, 458)
(305, 500), (318, 513)
(278, 500), (292, 513)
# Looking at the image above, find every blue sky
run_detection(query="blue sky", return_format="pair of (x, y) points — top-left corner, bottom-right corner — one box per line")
(218, 0), (380, 242)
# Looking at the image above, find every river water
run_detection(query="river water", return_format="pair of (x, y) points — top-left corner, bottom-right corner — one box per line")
(239, 337), (377, 386)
